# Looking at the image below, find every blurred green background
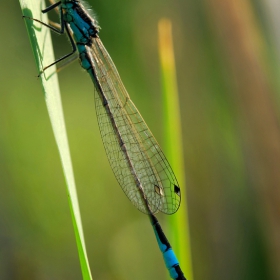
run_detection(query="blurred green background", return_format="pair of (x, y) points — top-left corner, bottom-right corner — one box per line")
(1, 0), (280, 279)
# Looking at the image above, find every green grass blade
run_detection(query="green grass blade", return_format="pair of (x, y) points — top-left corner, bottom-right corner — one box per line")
(158, 18), (193, 280)
(19, 0), (92, 279)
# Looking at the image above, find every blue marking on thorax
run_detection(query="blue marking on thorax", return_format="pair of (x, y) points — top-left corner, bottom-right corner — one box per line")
(63, 4), (92, 44)
(69, 22), (85, 43)
(72, 9), (91, 37)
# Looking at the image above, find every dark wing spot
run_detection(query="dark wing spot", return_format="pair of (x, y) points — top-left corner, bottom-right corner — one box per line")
(154, 185), (163, 196)
(174, 184), (180, 196)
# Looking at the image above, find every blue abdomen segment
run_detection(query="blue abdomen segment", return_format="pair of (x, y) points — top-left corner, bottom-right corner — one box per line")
(163, 249), (180, 279)
(153, 225), (179, 279)
(150, 214), (186, 280)
(163, 249), (179, 268)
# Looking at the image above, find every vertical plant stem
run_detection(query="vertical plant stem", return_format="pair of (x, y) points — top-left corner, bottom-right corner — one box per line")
(158, 18), (193, 280)
(19, 0), (93, 279)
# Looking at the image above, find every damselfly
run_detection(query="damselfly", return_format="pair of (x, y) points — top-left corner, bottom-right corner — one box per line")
(24, 1), (186, 279)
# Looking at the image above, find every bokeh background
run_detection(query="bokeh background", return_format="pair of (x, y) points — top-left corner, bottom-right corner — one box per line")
(1, 0), (280, 279)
